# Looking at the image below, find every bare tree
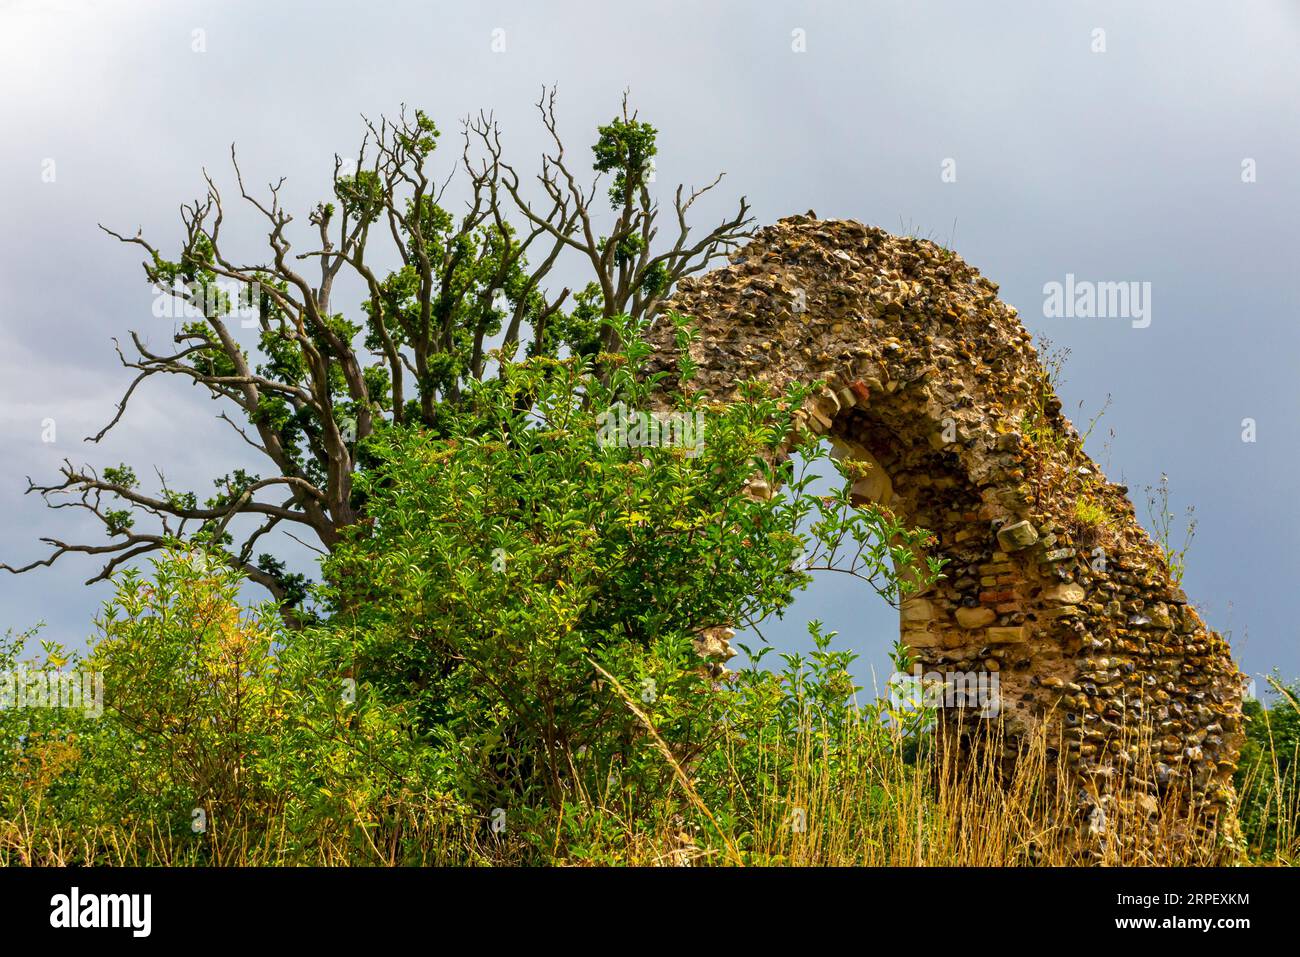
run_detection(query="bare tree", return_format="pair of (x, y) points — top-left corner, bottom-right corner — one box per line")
(3, 89), (753, 609)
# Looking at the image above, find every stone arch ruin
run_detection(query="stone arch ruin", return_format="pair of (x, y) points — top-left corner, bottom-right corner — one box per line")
(650, 214), (1245, 847)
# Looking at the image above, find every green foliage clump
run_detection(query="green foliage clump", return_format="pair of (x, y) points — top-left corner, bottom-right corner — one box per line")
(0, 552), (469, 864)
(1235, 677), (1300, 863)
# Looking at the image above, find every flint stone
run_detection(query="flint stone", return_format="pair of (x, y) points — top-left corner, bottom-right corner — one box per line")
(996, 520), (1039, 551)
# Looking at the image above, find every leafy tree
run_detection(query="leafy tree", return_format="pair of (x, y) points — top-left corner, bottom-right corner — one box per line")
(4, 92), (751, 609)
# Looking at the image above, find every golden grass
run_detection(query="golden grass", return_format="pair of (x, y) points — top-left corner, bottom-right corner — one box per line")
(3, 699), (1295, 867)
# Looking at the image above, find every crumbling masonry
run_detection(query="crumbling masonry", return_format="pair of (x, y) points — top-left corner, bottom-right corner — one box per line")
(650, 215), (1245, 847)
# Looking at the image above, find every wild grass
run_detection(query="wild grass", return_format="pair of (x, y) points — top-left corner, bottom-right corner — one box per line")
(5, 688), (1294, 867)
(1072, 494), (1112, 533)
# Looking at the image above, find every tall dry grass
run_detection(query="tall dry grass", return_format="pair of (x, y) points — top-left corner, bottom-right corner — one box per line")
(3, 697), (1296, 867)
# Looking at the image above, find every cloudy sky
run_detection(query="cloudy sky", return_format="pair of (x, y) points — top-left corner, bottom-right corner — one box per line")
(1, 0), (1297, 691)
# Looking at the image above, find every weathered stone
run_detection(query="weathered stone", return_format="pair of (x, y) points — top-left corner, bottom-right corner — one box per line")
(1149, 603), (1173, 629)
(900, 598), (933, 622)
(692, 626), (737, 678)
(806, 405), (832, 432)
(907, 630), (945, 648)
(956, 606), (996, 629)
(743, 477), (773, 501)
(1041, 605), (1081, 620)
(1042, 583), (1086, 604)
(996, 520), (1039, 551)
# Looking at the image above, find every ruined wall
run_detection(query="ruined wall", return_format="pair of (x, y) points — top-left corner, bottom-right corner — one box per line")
(649, 215), (1245, 846)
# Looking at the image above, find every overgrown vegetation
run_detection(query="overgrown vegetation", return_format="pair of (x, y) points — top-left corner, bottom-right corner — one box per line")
(1146, 473), (1198, 587)
(0, 326), (949, 865)
(1, 104), (1291, 868)
(2, 336), (1294, 866)
(1072, 489), (1113, 535)
(1235, 677), (1300, 863)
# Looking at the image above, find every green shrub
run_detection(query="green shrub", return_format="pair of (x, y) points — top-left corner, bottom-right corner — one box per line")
(319, 319), (939, 850)
(1235, 676), (1300, 862)
(0, 550), (470, 864)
